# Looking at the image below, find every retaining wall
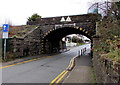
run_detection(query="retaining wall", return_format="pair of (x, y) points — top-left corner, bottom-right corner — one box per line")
(93, 38), (120, 83)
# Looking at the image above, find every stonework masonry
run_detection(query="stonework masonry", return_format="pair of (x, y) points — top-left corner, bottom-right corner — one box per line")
(2, 14), (100, 59)
(92, 38), (120, 83)
(4, 26), (42, 59)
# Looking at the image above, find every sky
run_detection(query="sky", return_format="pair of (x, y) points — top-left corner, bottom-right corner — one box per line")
(0, 0), (117, 26)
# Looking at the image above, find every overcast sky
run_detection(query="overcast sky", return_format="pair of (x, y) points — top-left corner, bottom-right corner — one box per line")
(0, 0), (116, 26)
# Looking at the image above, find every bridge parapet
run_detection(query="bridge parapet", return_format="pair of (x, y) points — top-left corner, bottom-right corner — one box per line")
(27, 14), (100, 26)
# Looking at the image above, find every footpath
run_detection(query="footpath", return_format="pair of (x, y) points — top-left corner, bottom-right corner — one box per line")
(63, 53), (96, 84)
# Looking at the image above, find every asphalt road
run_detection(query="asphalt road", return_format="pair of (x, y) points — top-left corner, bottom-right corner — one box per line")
(2, 44), (91, 83)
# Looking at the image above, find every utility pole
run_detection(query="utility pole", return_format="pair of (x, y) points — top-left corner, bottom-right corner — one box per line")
(4, 39), (6, 60)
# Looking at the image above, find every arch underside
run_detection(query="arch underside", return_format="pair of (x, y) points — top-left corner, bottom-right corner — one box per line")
(41, 27), (95, 53)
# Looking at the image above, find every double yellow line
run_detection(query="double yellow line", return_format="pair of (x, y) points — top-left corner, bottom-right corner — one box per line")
(66, 57), (75, 71)
(0, 55), (76, 84)
(0, 56), (51, 69)
(49, 70), (68, 85)
(50, 56), (76, 85)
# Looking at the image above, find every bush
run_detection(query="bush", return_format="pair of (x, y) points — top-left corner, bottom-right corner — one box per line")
(94, 18), (120, 62)
(27, 13), (41, 22)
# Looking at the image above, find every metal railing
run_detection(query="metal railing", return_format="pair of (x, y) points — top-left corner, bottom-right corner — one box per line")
(78, 47), (87, 57)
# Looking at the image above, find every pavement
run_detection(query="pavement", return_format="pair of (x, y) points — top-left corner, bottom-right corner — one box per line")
(63, 51), (95, 84)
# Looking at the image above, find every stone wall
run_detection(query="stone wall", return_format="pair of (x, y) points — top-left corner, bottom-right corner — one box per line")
(27, 14), (100, 38)
(5, 26), (42, 59)
(27, 14), (100, 26)
(92, 38), (120, 83)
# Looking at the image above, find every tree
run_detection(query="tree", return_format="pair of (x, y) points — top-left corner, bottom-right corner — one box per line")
(27, 13), (41, 22)
(72, 36), (83, 43)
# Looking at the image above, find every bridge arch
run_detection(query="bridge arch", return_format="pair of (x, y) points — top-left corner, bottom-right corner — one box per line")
(41, 26), (94, 53)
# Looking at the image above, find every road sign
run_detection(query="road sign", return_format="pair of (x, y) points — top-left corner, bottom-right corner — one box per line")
(66, 16), (71, 22)
(60, 17), (65, 22)
(2, 24), (9, 60)
(2, 24), (9, 32)
(2, 24), (9, 38)
(3, 32), (8, 38)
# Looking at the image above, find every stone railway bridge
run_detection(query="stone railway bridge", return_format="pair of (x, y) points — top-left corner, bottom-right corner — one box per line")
(2, 14), (119, 84)
(5, 14), (101, 57)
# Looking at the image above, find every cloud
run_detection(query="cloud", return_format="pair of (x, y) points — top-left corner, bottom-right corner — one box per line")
(0, 0), (92, 25)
